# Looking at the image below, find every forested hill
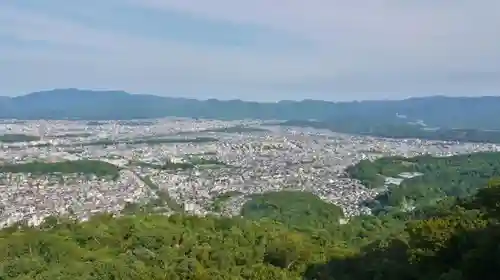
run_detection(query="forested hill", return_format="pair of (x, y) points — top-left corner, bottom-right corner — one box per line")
(347, 152), (500, 214)
(2, 89), (500, 130)
(2, 180), (500, 279)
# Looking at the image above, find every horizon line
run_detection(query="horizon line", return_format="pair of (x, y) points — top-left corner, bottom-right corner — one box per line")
(3, 88), (500, 103)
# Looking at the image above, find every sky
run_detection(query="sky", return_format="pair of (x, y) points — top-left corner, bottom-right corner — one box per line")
(1, 0), (499, 101)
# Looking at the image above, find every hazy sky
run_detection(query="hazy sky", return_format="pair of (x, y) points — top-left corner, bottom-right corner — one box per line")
(1, 1), (499, 101)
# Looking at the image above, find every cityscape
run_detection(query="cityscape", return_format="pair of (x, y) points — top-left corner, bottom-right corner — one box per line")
(1, 0), (498, 277)
(1, 118), (498, 228)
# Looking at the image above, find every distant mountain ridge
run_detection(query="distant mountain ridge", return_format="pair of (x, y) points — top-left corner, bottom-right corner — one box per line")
(1, 89), (499, 130)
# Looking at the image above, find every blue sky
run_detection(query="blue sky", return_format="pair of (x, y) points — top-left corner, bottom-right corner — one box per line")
(1, 0), (499, 101)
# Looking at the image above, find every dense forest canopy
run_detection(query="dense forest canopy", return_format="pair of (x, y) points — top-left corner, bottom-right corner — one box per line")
(0, 133), (40, 143)
(347, 152), (500, 212)
(0, 160), (121, 179)
(241, 191), (344, 231)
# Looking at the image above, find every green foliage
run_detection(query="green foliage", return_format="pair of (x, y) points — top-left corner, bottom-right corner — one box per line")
(0, 184), (500, 279)
(241, 191), (344, 231)
(0, 214), (342, 280)
(2, 188), (499, 280)
(346, 159), (386, 188)
(335, 214), (408, 246)
(211, 191), (242, 212)
(307, 207), (499, 280)
(348, 152), (500, 210)
(0, 134), (40, 143)
(0, 160), (121, 179)
(465, 179), (500, 220)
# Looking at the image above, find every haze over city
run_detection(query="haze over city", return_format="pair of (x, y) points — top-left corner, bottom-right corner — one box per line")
(1, 0), (500, 101)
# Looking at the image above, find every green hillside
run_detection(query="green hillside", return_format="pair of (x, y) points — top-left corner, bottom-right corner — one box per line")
(1, 180), (500, 279)
(0, 160), (121, 179)
(347, 152), (500, 212)
(0, 134), (40, 143)
(241, 191), (344, 231)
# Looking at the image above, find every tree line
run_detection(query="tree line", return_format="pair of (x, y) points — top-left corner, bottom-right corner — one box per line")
(0, 160), (120, 179)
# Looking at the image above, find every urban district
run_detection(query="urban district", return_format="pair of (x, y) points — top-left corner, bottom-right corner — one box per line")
(0, 118), (498, 227)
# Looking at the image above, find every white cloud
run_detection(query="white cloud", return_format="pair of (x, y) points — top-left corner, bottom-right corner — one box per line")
(1, 1), (499, 100)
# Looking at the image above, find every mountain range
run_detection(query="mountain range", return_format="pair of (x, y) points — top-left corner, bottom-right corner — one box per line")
(1, 89), (499, 131)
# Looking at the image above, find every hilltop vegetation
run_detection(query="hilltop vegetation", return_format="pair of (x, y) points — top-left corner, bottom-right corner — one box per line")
(241, 191), (344, 231)
(1, 180), (500, 279)
(0, 160), (121, 179)
(241, 191), (407, 246)
(0, 133), (40, 143)
(347, 152), (500, 212)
